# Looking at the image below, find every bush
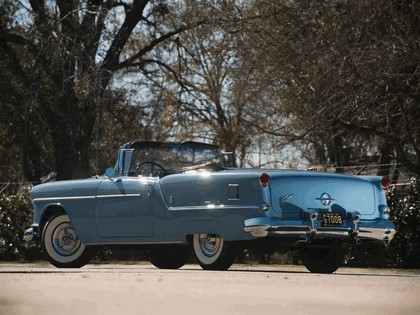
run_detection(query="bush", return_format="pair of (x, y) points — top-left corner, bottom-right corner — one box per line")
(0, 191), (42, 261)
(388, 178), (420, 268)
(344, 242), (390, 268)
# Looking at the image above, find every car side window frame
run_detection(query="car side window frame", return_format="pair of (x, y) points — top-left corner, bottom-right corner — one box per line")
(119, 148), (134, 176)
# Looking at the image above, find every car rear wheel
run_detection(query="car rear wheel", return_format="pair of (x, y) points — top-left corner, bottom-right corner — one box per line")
(42, 214), (96, 268)
(193, 234), (236, 270)
(303, 247), (346, 274)
(146, 245), (192, 269)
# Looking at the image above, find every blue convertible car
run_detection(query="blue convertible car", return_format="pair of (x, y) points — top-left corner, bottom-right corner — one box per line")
(24, 141), (396, 273)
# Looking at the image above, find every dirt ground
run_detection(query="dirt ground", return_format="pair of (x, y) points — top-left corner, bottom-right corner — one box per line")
(1, 263), (419, 315)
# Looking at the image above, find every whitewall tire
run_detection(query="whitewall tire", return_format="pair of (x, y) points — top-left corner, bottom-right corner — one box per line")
(42, 214), (96, 268)
(192, 234), (236, 270)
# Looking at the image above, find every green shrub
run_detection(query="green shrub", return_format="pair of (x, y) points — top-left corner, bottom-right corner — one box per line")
(388, 178), (420, 268)
(344, 242), (390, 268)
(0, 191), (42, 261)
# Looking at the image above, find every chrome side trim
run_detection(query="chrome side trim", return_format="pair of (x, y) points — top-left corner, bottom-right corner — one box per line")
(33, 196), (96, 202)
(97, 194), (141, 199)
(168, 205), (260, 211)
(33, 194), (141, 202)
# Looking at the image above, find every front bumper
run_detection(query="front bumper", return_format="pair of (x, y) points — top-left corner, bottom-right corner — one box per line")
(23, 225), (39, 241)
(244, 217), (396, 242)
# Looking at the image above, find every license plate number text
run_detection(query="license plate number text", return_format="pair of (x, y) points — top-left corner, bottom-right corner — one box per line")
(322, 213), (343, 226)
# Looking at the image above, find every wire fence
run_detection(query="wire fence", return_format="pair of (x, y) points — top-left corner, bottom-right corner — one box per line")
(317, 163), (415, 187)
(0, 182), (34, 195)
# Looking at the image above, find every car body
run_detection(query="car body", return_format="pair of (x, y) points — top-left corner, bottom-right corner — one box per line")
(24, 141), (396, 273)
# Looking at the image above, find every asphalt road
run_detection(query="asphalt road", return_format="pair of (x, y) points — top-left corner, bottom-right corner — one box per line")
(0, 263), (419, 315)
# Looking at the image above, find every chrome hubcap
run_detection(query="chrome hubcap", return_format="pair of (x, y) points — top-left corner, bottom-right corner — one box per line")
(52, 223), (81, 256)
(199, 234), (222, 257)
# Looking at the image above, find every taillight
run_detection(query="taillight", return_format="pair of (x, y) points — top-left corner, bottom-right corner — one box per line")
(381, 177), (391, 191)
(260, 173), (270, 188)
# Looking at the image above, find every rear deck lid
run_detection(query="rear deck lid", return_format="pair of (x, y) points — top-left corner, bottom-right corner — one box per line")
(269, 172), (380, 220)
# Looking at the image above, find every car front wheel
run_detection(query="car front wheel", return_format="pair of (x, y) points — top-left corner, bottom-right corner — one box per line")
(42, 214), (96, 268)
(193, 234), (236, 270)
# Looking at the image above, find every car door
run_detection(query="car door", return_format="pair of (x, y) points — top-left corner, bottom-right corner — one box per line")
(95, 177), (154, 238)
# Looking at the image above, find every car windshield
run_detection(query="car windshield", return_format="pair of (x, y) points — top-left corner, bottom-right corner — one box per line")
(125, 142), (225, 176)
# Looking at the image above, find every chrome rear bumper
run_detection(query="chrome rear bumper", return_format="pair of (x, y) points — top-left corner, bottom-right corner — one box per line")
(244, 217), (396, 241)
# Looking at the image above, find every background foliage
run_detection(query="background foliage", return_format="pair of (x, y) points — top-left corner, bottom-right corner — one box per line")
(0, 189), (41, 261)
(388, 178), (420, 268)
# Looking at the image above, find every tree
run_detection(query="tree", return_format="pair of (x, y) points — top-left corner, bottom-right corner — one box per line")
(144, 1), (291, 167)
(232, 0), (420, 175)
(152, 13), (250, 164)
(0, 0), (201, 181)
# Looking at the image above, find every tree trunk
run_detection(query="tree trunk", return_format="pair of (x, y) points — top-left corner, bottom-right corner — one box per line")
(48, 94), (95, 180)
(377, 141), (393, 177)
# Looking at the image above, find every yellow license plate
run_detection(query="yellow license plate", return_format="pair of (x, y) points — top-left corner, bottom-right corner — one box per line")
(322, 213), (343, 226)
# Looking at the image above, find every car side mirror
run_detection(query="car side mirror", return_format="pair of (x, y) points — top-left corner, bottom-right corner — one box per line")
(105, 168), (116, 178)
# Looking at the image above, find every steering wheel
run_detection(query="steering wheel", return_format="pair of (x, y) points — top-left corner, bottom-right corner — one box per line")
(135, 161), (167, 177)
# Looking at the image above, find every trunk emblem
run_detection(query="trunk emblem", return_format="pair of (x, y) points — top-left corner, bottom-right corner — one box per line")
(317, 193), (334, 206)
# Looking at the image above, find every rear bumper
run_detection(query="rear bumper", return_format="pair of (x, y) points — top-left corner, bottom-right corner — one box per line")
(244, 217), (396, 241)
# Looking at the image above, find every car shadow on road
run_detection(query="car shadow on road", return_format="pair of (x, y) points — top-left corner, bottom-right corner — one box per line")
(184, 265), (420, 278)
(1, 263), (419, 278)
